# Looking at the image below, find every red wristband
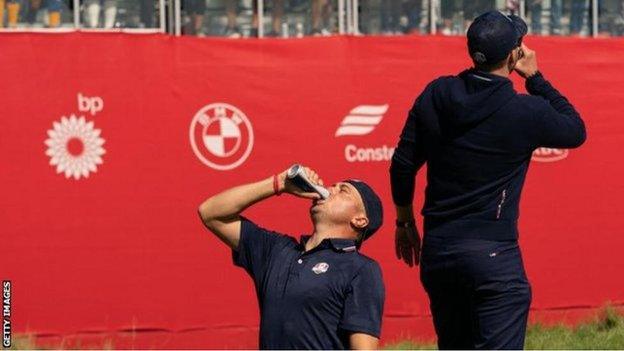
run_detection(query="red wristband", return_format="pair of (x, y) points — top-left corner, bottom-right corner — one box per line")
(273, 174), (281, 196)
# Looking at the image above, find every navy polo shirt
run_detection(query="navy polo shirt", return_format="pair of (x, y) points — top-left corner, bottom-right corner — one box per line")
(232, 217), (385, 350)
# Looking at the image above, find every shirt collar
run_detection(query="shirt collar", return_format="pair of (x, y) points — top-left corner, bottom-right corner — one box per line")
(466, 68), (511, 82)
(299, 235), (358, 253)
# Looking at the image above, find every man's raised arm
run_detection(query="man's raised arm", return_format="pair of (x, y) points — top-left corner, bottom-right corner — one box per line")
(197, 167), (323, 249)
(198, 176), (277, 249)
(515, 43), (586, 149)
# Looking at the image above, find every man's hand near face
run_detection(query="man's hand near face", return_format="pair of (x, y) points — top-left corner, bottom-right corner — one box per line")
(514, 43), (539, 78)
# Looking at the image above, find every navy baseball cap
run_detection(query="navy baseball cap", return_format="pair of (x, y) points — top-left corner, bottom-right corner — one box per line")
(467, 11), (528, 65)
(344, 179), (383, 240)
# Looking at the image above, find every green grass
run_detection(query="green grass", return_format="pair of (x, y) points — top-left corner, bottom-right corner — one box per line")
(384, 340), (437, 350)
(385, 307), (624, 350)
(9, 307), (624, 349)
(9, 334), (114, 350)
(9, 335), (36, 350)
(524, 307), (624, 349)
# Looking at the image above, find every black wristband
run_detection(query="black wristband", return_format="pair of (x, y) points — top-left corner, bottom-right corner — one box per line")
(396, 219), (415, 228)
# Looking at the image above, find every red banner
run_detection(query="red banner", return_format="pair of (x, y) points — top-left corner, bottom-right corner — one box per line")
(1, 33), (623, 348)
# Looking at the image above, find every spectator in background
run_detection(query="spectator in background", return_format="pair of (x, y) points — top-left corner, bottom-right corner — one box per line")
(570, 0), (588, 35)
(46, 0), (63, 27)
(0, 0), (19, 28)
(529, 0), (543, 34)
(439, 0), (458, 35)
(550, 0), (562, 35)
(586, 0), (603, 35)
(529, 0), (561, 35)
(27, 0), (42, 25)
(223, 0), (332, 37)
(380, 0), (402, 34)
(610, 0), (624, 35)
(405, 0), (423, 34)
(463, 0), (494, 29)
(183, 0), (205, 35)
(357, 0), (372, 34)
(381, 0), (424, 35)
(311, 0), (331, 35)
(140, 0), (154, 28)
(506, 0), (520, 15)
(84, 0), (117, 28)
(2, 0), (63, 28)
(224, 0), (241, 37)
(8, 0), (19, 27)
(252, 0), (285, 37)
(594, 0), (623, 36)
(223, 0), (284, 37)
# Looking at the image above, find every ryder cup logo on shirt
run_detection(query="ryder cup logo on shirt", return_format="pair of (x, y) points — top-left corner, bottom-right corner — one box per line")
(532, 147), (569, 162)
(44, 114), (106, 180)
(312, 262), (330, 274)
(189, 103), (254, 171)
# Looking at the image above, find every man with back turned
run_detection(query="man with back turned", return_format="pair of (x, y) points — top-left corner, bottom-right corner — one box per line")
(390, 11), (586, 349)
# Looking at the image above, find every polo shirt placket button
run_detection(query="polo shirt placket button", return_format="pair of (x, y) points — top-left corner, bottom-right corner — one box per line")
(297, 259), (303, 264)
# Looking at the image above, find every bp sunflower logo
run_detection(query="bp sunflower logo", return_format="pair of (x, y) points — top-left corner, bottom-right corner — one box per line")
(44, 114), (106, 180)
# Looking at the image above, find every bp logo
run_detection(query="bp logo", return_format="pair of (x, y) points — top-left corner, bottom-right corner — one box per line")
(44, 114), (106, 180)
(189, 103), (254, 171)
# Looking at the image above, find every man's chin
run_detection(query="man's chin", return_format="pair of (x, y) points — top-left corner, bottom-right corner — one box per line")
(309, 204), (324, 217)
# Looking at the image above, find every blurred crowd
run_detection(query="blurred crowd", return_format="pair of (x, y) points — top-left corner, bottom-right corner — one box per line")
(1, 0), (622, 37)
(182, 0), (336, 37)
(184, 0), (623, 37)
(524, 0), (624, 36)
(181, 0), (423, 37)
(0, 0), (157, 28)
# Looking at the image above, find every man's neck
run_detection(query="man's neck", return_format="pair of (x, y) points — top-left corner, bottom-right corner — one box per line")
(481, 66), (511, 78)
(305, 222), (353, 252)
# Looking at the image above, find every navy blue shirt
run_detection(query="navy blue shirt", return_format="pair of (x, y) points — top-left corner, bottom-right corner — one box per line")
(232, 217), (385, 349)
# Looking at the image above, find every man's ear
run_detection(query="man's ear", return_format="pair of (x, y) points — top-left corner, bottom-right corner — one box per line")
(509, 48), (521, 71)
(507, 51), (516, 71)
(351, 215), (369, 230)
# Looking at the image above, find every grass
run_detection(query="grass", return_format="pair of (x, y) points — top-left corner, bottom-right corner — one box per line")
(9, 334), (114, 350)
(524, 307), (624, 349)
(385, 306), (624, 350)
(9, 335), (36, 350)
(8, 307), (624, 349)
(384, 340), (437, 350)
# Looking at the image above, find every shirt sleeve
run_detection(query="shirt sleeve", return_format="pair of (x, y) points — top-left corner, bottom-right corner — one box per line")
(338, 260), (386, 338)
(390, 90), (428, 207)
(525, 71), (587, 149)
(232, 217), (291, 281)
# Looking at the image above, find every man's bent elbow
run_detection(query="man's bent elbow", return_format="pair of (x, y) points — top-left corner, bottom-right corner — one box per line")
(570, 125), (587, 148)
(197, 201), (217, 227)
